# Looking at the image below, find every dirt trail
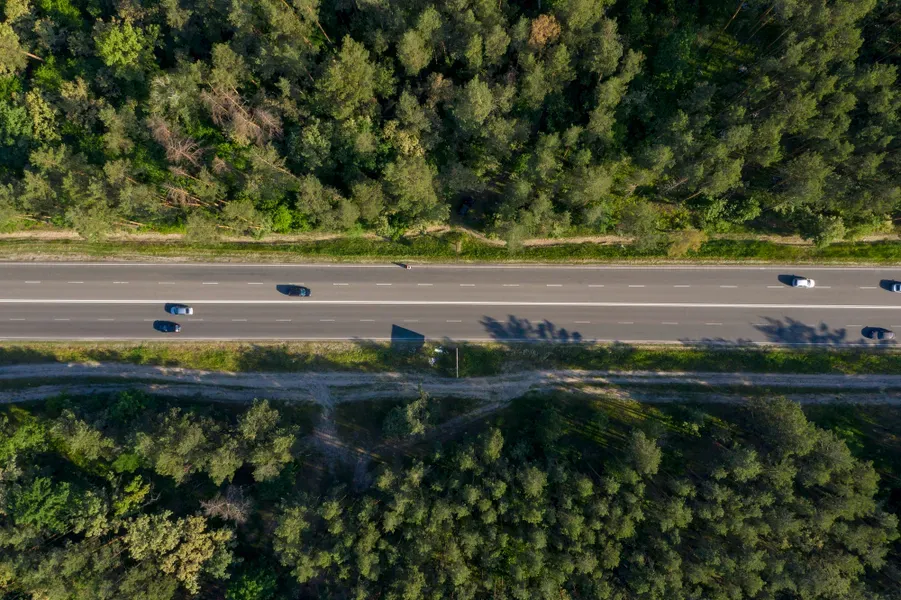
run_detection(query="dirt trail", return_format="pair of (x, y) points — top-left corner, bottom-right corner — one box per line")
(4, 363), (901, 405)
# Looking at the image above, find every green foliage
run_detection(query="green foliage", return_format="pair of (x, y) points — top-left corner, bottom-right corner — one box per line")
(0, 23), (27, 76)
(0, 0), (895, 247)
(1, 385), (901, 598)
(8, 477), (71, 533)
(273, 403), (900, 599)
(382, 389), (434, 439)
(225, 565), (278, 600)
(93, 19), (159, 80)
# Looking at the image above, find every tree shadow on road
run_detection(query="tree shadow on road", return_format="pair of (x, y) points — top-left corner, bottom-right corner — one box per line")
(752, 317), (861, 345)
(480, 315), (583, 343)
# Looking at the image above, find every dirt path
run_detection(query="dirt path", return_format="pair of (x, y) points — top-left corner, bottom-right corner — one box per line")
(4, 363), (901, 403)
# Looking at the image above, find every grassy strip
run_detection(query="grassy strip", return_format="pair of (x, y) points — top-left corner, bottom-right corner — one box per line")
(4, 235), (901, 264)
(3, 341), (901, 377)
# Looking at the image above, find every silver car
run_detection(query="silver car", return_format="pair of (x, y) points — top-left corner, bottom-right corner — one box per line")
(792, 277), (815, 288)
(167, 304), (194, 315)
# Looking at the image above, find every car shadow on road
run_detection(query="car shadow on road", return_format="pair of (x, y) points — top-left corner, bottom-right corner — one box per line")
(777, 274), (802, 287)
(480, 315), (583, 342)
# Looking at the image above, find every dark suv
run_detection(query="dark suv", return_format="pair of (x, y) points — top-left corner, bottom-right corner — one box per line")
(154, 320), (181, 333)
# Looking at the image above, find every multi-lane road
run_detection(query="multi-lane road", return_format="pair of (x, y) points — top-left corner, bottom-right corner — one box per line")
(1, 263), (901, 344)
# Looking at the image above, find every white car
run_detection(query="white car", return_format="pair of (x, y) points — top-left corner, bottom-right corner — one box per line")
(167, 304), (194, 315)
(892, 282), (901, 293)
(792, 277), (815, 288)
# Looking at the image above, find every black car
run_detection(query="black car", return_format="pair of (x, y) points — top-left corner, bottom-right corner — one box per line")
(154, 320), (181, 333)
(865, 327), (895, 340)
(285, 285), (311, 297)
(457, 197), (475, 216)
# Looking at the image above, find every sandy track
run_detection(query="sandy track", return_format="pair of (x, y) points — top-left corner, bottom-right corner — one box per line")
(3, 362), (901, 406)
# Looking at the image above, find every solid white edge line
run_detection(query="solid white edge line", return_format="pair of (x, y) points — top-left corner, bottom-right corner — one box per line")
(5, 299), (901, 310)
(0, 335), (890, 347)
(2, 261), (900, 272)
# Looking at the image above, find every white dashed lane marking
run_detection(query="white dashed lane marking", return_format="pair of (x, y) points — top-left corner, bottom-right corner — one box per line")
(503, 284), (520, 287)
(719, 285), (737, 288)
(333, 283), (348, 286)
(860, 286), (877, 289)
(705, 322), (723, 326)
(673, 285), (690, 288)
(114, 281), (128, 284)
(588, 284), (604, 288)
(25, 281), (40, 284)
(446, 320), (462, 323)
(662, 321), (679, 325)
(276, 319), (292, 322)
(618, 321), (634, 325)
(376, 283), (392, 286)
(320, 319), (335, 322)
(417, 283), (433, 286)
(247, 282), (264, 285)
(232, 319), (247, 322)
(68, 281), (83, 284)
(9, 318), (24, 321)
(202, 282), (218, 285)
(546, 284), (562, 287)
(574, 320), (590, 324)
(628, 285), (645, 288)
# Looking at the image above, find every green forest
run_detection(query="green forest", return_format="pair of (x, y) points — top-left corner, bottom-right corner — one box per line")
(0, 0), (899, 247)
(1, 391), (899, 599)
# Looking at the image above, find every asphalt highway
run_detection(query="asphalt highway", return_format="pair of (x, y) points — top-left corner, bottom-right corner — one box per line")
(2, 263), (901, 344)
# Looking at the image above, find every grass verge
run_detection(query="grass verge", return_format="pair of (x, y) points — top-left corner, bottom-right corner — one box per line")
(3, 341), (901, 376)
(5, 234), (901, 264)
